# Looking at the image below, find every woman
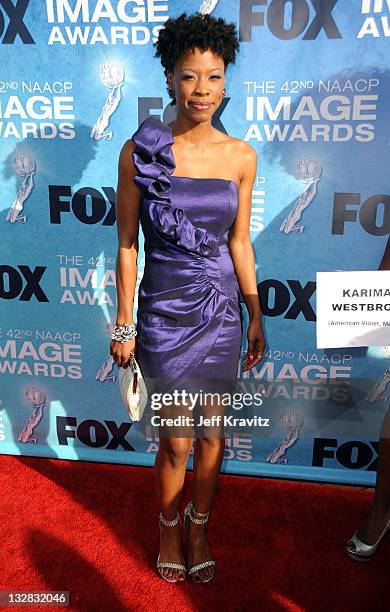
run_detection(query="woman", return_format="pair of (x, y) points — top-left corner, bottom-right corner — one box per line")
(110, 13), (265, 583)
(346, 235), (390, 561)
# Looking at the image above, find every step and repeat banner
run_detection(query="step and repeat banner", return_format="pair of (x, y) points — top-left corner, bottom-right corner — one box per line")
(1, 0), (389, 485)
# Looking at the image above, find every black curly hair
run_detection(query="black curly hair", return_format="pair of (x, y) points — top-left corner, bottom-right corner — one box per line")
(154, 12), (239, 106)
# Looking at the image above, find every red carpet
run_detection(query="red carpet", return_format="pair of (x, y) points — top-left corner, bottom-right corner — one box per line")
(0, 454), (388, 612)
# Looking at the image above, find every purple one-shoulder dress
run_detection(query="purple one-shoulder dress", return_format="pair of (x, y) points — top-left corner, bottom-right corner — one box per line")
(131, 116), (243, 387)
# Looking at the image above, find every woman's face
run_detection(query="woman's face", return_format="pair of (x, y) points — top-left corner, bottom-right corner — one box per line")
(168, 48), (225, 121)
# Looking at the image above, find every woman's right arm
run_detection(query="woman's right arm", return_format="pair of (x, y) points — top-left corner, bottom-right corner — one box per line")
(110, 139), (141, 368)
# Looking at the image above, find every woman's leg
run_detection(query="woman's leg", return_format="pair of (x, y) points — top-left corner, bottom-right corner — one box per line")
(192, 436), (226, 511)
(186, 435), (226, 582)
(155, 436), (192, 581)
(354, 405), (390, 544)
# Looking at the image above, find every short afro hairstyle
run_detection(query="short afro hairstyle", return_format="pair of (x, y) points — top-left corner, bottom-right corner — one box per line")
(154, 12), (239, 106)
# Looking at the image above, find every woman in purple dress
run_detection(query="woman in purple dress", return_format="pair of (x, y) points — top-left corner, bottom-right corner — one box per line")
(110, 13), (265, 583)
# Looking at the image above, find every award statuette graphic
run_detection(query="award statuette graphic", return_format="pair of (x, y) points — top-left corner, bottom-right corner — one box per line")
(17, 387), (46, 444)
(280, 160), (322, 234)
(96, 323), (117, 383)
(6, 154), (36, 224)
(365, 367), (390, 402)
(266, 410), (303, 464)
(199, 0), (219, 14)
(91, 61), (125, 141)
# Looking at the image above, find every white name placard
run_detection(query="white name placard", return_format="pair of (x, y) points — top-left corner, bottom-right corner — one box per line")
(316, 270), (390, 349)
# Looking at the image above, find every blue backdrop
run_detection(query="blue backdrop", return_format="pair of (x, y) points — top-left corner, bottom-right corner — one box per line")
(1, 0), (389, 485)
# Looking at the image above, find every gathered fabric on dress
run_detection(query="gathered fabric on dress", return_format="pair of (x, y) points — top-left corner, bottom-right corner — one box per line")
(131, 116), (243, 390)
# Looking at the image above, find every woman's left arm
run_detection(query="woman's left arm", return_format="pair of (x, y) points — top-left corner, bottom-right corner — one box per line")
(228, 141), (265, 372)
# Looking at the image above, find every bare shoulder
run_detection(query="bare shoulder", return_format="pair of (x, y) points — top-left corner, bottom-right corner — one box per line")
(120, 138), (136, 158)
(215, 130), (256, 157)
(219, 131), (255, 156)
(118, 138), (137, 176)
(237, 138), (256, 160)
(226, 135), (257, 181)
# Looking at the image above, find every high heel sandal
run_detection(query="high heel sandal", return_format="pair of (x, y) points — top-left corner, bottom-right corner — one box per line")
(346, 516), (390, 561)
(183, 501), (216, 583)
(156, 512), (187, 582)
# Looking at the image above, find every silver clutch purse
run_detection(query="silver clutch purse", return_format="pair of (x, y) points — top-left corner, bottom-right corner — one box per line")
(118, 354), (148, 421)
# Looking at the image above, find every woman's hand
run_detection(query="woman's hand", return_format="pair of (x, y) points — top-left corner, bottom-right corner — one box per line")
(242, 316), (266, 372)
(110, 337), (137, 368)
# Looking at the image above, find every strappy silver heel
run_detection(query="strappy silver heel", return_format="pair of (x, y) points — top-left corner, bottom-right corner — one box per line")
(183, 500), (216, 583)
(346, 516), (390, 561)
(156, 511), (187, 582)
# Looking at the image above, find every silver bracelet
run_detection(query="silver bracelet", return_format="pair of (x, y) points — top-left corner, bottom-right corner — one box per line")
(111, 323), (137, 343)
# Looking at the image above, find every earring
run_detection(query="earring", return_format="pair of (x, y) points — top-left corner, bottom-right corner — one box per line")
(222, 88), (226, 97)
(167, 84), (176, 106)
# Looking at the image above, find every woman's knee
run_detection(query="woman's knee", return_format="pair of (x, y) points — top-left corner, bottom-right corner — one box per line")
(159, 438), (192, 466)
(195, 436), (225, 450)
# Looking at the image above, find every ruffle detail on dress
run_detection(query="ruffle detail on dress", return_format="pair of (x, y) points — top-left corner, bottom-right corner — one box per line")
(131, 116), (175, 199)
(131, 116), (220, 257)
(149, 201), (219, 257)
